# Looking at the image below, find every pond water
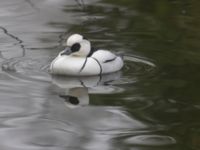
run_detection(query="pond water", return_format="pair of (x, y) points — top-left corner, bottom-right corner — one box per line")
(0, 0), (200, 149)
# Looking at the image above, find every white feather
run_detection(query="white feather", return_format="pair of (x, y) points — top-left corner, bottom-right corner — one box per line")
(50, 34), (124, 76)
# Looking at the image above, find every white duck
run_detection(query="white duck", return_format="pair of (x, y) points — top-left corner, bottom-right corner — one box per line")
(50, 34), (124, 76)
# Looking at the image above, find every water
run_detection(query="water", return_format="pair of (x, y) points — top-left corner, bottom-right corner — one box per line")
(0, 0), (200, 149)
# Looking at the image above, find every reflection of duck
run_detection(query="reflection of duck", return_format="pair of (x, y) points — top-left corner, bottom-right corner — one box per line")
(59, 87), (89, 108)
(52, 71), (123, 94)
(52, 72), (123, 108)
(50, 34), (124, 76)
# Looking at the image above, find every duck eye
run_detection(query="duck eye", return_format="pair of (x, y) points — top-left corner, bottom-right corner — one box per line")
(71, 43), (81, 53)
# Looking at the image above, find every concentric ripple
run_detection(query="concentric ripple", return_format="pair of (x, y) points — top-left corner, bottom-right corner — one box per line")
(111, 54), (156, 85)
(1, 57), (51, 83)
(1, 54), (156, 86)
(124, 134), (176, 146)
(124, 55), (156, 76)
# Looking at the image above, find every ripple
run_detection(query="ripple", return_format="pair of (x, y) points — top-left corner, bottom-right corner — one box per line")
(124, 55), (156, 76)
(0, 0), (35, 18)
(124, 134), (176, 146)
(1, 57), (51, 83)
(111, 54), (156, 85)
(1, 54), (156, 87)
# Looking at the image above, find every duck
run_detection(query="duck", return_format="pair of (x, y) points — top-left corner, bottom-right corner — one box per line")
(50, 34), (124, 76)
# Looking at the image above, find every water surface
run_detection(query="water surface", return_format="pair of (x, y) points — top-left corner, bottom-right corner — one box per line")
(0, 0), (200, 150)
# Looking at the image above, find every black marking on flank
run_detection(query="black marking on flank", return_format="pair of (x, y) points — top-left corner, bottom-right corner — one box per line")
(91, 57), (102, 75)
(79, 57), (88, 73)
(103, 57), (116, 63)
(71, 43), (81, 53)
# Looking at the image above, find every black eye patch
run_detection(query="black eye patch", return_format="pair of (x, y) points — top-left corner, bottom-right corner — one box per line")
(71, 43), (81, 53)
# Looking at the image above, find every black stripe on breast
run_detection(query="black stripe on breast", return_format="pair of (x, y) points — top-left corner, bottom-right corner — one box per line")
(103, 57), (116, 63)
(91, 57), (102, 75)
(79, 57), (88, 73)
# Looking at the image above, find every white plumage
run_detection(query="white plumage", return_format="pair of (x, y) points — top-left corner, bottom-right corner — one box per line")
(50, 34), (124, 76)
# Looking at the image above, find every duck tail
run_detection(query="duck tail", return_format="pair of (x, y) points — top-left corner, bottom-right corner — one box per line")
(116, 51), (124, 60)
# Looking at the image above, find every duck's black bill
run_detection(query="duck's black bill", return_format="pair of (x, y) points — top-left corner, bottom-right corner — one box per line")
(60, 47), (71, 55)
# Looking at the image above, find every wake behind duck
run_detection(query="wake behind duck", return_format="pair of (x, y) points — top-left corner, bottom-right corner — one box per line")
(50, 34), (124, 76)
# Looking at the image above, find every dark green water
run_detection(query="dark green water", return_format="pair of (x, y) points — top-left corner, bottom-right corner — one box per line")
(0, 0), (200, 149)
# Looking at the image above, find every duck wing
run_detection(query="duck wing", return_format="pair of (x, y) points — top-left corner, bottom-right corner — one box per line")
(90, 50), (117, 63)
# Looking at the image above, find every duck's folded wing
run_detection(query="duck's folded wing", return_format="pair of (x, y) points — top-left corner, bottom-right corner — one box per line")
(91, 50), (117, 63)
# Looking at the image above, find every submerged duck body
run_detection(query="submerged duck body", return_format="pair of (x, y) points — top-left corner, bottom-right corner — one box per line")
(50, 34), (123, 76)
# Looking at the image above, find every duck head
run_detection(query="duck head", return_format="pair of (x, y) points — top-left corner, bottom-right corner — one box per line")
(61, 34), (91, 57)
(66, 33), (84, 47)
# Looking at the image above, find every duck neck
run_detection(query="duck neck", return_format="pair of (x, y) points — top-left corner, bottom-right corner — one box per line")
(87, 47), (97, 57)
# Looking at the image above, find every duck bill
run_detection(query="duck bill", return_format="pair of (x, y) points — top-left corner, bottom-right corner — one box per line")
(61, 47), (72, 55)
